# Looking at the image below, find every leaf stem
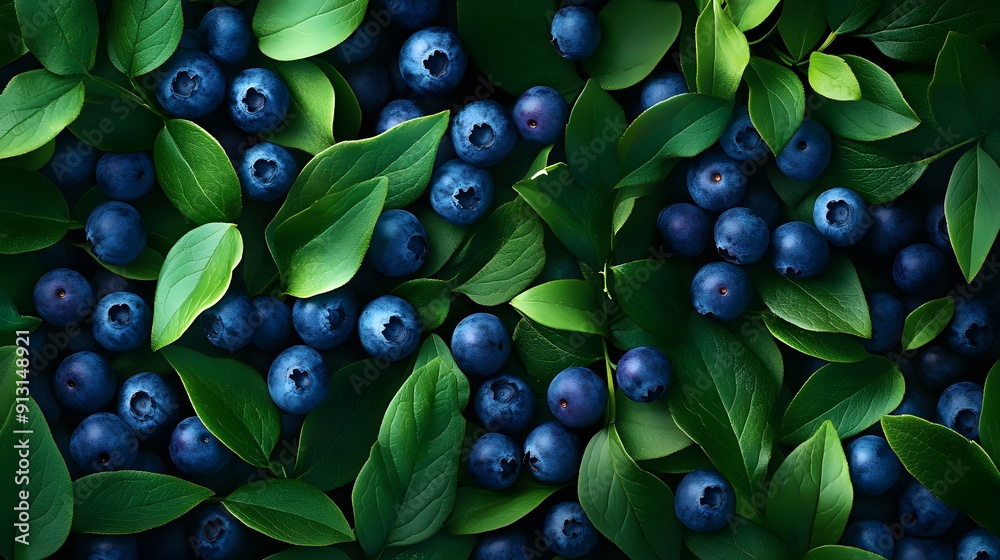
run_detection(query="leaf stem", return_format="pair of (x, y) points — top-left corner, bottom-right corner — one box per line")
(85, 72), (168, 120)
(817, 31), (837, 53)
(603, 338), (616, 424)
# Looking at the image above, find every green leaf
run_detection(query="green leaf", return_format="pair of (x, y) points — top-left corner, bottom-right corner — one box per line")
(392, 279), (451, 331)
(781, 357), (905, 445)
(412, 335), (470, 411)
(0, 166), (72, 254)
(803, 545), (887, 560)
(902, 297), (955, 351)
(641, 445), (714, 475)
(980, 361), (1000, 466)
(68, 83), (163, 153)
(5, 137), (53, 170)
(81, 244), (164, 281)
(0, 0), (26, 66)
(743, 56), (805, 155)
(882, 414), (1000, 534)
(578, 426), (683, 560)
(565, 79), (626, 193)
(764, 316), (869, 363)
(825, 139), (933, 203)
(726, 0), (780, 31)
(0, 286), (38, 336)
(616, 389), (693, 460)
(930, 33), (1000, 139)
(695, 0), (750, 101)
(686, 518), (796, 560)
(859, 0), (1000, 63)
(777, 0), (827, 62)
(225, 478), (354, 546)
(511, 280), (607, 336)
(264, 59), (335, 154)
(610, 260), (691, 342)
(808, 52), (861, 102)
(765, 421), (853, 557)
(313, 59), (361, 142)
(416, 207), (465, 277)
(379, 533), (476, 560)
(445, 478), (562, 535)
(239, 201), (279, 296)
(352, 356), (466, 556)
(15, 0), (97, 74)
(71, 472), (212, 534)
(265, 547), (352, 560)
(150, 223), (243, 351)
(752, 254), (872, 338)
(271, 176), (387, 298)
(0, 70), (84, 159)
(163, 346), (281, 469)
(252, 0), (367, 61)
(824, 0), (883, 34)
(512, 317), (603, 384)
(945, 145), (1000, 282)
(456, 0), (583, 100)
(154, 120), (242, 225)
(582, 0), (681, 90)
(107, 0), (183, 77)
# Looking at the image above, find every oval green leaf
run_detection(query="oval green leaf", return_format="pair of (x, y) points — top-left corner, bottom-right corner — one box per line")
(583, 0), (681, 91)
(252, 0), (367, 61)
(107, 0), (183, 77)
(726, 0), (781, 31)
(264, 59), (335, 154)
(0, 70), (85, 159)
(611, 260), (692, 342)
(0, 166), (73, 255)
(980, 361), (1000, 466)
(744, 56), (805, 154)
(945, 145), (1000, 282)
(445, 478), (563, 536)
(695, 0), (750, 101)
(808, 52), (862, 101)
(225, 478), (354, 546)
(764, 316), (869, 363)
(15, 0), (97, 74)
(686, 518), (795, 560)
(616, 389), (693, 460)
(71, 471), (212, 534)
(902, 296), (955, 351)
(391, 278), (452, 331)
(511, 279), (607, 336)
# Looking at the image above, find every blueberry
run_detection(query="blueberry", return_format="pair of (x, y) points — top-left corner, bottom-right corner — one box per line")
(957, 528), (1000, 560)
(92, 291), (151, 352)
(376, 99), (427, 135)
(86, 201), (147, 266)
(154, 50), (225, 119)
(33, 268), (94, 327)
(53, 351), (116, 415)
(937, 381), (983, 439)
(77, 534), (138, 560)
(841, 520), (894, 558)
(542, 502), (598, 558)
(845, 435), (901, 496)
(200, 292), (256, 351)
(451, 313), (512, 377)
(250, 296), (294, 351)
(329, 19), (379, 65)
(40, 132), (99, 201)
(639, 71), (688, 112)
(96, 152), (155, 201)
(236, 142), (297, 202)
(686, 151), (747, 212)
(547, 366), (607, 429)
(228, 68), (290, 133)
(946, 301), (994, 356)
(398, 26), (467, 95)
(858, 203), (920, 260)
(714, 207), (769, 265)
(523, 421), (580, 484)
(657, 203), (712, 259)
(429, 159), (495, 226)
(897, 481), (957, 537)
(864, 293), (905, 354)
(267, 345), (330, 417)
(674, 468), (737, 532)
(739, 180), (781, 229)
(915, 345), (967, 394)
(376, 0), (442, 30)
(468, 432), (522, 490)
(893, 244), (949, 295)
(292, 289), (358, 350)
(358, 295), (423, 361)
(720, 106), (769, 162)
(550, 6), (601, 60)
(776, 119), (832, 181)
(769, 221), (829, 279)
(452, 100), (517, 167)
(472, 530), (531, 560)
(812, 187), (871, 247)
(169, 416), (232, 475)
(190, 505), (246, 560)
(616, 346), (671, 402)
(513, 86), (570, 144)
(690, 262), (753, 322)
(342, 63), (391, 115)
(925, 203), (950, 253)
(198, 7), (252, 66)
(117, 372), (178, 441)
(369, 209), (429, 276)
(893, 537), (953, 560)
(70, 412), (138, 473)
(475, 374), (536, 433)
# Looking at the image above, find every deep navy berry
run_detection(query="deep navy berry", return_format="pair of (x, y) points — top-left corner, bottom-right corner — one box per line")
(925, 203), (950, 253)
(237, 142), (297, 202)
(154, 50), (225, 119)
(96, 152), (154, 201)
(523, 421), (580, 484)
(640, 71), (688, 112)
(86, 201), (147, 266)
(342, 63), (391, 115)
(429, 159), (495, 226)
(845, 435), (901, 496)
(957, 529), (1000, 560)
(92, 291), (151, 352)
(714, 207), (769, 265)
(550, 6), (601, 60)
(946, 301), (994, 357)
(776, 119), (832, 181)
(720, 106), (769, 162)
(228, 68), (290, 133)
(399, 26), (467, 95)
(864, 293), (905, 354)
(893, 537), (953, 560)
(858, 202), (920, 260)
(376, 99), (426, 135)
(915, 345), (967, 394)
(770, 221), (829, 279)
(329, 20), (379, 65)
(377, 0), (442, 29)
(897, 481), (957, 537)
(369, 209), (429, 276)
(117, 372), (178, 441)
(77, 534), (138, 560)
(812, 187), (871, 247)
(472, 531), (531, 560)
(937, 381), (983, 440)
(198, 7), (252, 66)
(200, 292), (256, 351)
(250, 296), (294, 351)
(451, 313), (511, 377)
(687, 152), (747, 212)
(40, 132), (99, 202)
(268, 345), (330, 415)
(475, 374), (536, 433)
(841, 521), (894, 558)
(292, 289), (358, 351)
(53, 351), (116, 415)
(468, 433), (522, 491)
(513, 86), (570, 144)
(542, 502), (598, 558)
(190, 505), (246, 560)
(547, 366), (607, 429)
(739, 180), (781, 229)
(70, 412), (138, 473)
(690, 262), (753, 322)
(358, 295), (423, 361)
(169, 416), (232, 475)
(674, 469), (737, 532)
(893, 244), (949, 295)
(33, 268), (94, 327)
(893, 386), (936, 420)
(452, 100), (517, 167)
(657, 203), (712, 259)
(616, 346), (671, 402)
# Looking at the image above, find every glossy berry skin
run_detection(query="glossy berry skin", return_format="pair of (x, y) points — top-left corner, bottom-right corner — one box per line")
(53, 351), (116, 415)
(946, 301), (994, 356)
(154, 50), (225, 119)
(523, 421), (580, 484)
(686, 152), (747, 212)
(657, 203), (712, 259)
(77, 534), (139, 560)
(864, 293), (905, 354)
(925, 203), (950, 253)
(250, 296), (294, 351)
(770, 221), (829, 279)
(292, 289), (358, 351)
(200, 292), (256, 352)
(92, 292), (151, 352)
(897, 481), (958, 537)
(915, 345), (967, 393)
(86, 201), (147, 266)
(117, 372), (178, 441)
(957, 529), (1000, 560)
(237, 142), (297, 202)
(268, 345), (330, 415)
(858, 203), (920, 260)
(714, 207), (769, 265)
(542, 502), (598, 558)
(893, 244), (948, 295)
(376, 99), (426, 134)
(845, 435), (901, 496)
(841, 521), (894, 558)
(429, 159), (495, 226)
(691, 262), (753, 322)
(640, 71), (688, 112)
(198, 7), (252, 66)
(616, 346), (671, 402)
(452, 100), (517, 167)
(776, 119), (832, 181)
(472, 531), (531, 560)
(40, 132), (100, 202)
(812, 188), (870, 247)
(475, 374), (536, 433)
(228, 68), (290, 133)
(398, 26), (467, 95)
(893, 537), (953, 560)
(96, 152), (155, 201)
(169, 416), (232, 475)
(547, 367), (608, 429)
(358, 295), (423, 361)
(512, 86), (570, 144)
(377, 0), (441, 29)
(190, 505), (246, 560)
(937, 381), (983, 440)
(33, 268), (94, 327)
(369, 209), (428, 276)
(451, 313), (511, 377)
(720, 106), (769, 162)
(550, 7), (601, 61)
(70, 412), (138, 473)
(468, 432), (522, 490)
(674, 469), (736, 532)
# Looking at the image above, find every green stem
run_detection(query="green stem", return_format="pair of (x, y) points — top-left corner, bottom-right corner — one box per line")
(85, 72), (168, 120)
(603, 339), (616, 424)
(817, 31), (837, 53)
(747, 21), (779, 46)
